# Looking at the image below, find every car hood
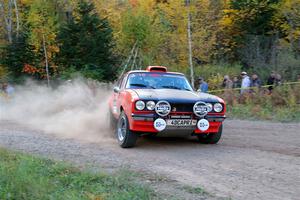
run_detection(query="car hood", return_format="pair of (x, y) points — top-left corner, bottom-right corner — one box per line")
(131, 89), (221, 103)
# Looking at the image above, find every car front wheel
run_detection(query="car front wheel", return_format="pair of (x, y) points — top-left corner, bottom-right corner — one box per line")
(197, 124), (223, 144)
(116, 111), (138, 148)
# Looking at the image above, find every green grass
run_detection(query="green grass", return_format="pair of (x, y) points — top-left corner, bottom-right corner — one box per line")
(0, 148), (158, 200)
(226, 104), (300, 122)
(182, 185), (208, 196)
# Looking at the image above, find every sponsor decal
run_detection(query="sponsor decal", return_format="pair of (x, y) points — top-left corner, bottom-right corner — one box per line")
(154, 118), (167, 131)
(155, 101), (171, 116)
(193, 101), (209, 117)
(197, 119), (210, 132)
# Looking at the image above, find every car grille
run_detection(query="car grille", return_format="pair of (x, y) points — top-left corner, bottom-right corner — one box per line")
(170, 103), (194, 112)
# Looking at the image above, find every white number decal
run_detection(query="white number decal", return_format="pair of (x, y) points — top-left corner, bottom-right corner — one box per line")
(197, 119), (210, 132)
(154, 118), (167, 131)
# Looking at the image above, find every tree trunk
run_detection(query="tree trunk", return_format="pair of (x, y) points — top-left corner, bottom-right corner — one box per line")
(0, 0), (13, 43)
(131, 47), (139, 71)
(271, 32), (279, 70)
(120, 41), (137, 76)
(13, 0), (20, 39)
(274, 32), (279, 70)
(284, 13), (297, 58)
(255, 35), (260, 61)
(187, 4), (194, 88)
(42, 34), (50, 87)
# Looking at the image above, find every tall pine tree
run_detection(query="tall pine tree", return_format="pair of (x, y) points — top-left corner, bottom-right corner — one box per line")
(1, 33), (39, 82)
(56, 0), (116, 81)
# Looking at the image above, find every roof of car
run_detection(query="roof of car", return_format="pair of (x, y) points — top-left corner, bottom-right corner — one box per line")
(127, 70), (185, 76)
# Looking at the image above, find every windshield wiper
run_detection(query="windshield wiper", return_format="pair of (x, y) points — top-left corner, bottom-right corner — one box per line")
(161, 85), (190, 91)
(130, 83), (147, 87)
(162, 85), (180, 89)
(130, 84), (155, 89)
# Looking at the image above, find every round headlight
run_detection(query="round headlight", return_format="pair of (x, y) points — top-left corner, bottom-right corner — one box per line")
(146, 101), (155, 110)
(214, 103), (223, 112)
(155, 101), (171, 117)
(206, 103), (213, 112)
(135, 100), (145, 110)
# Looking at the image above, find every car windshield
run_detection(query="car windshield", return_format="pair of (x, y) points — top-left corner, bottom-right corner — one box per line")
(125, 72), (193, 91)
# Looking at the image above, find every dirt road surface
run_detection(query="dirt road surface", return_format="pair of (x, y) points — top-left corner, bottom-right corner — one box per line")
(0, 119), (299, 200)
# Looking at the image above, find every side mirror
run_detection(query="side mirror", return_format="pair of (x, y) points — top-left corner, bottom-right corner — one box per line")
(113, 86), (120, 93)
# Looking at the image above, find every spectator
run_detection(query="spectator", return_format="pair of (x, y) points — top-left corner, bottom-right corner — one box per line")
(2, 83), (8, 95)
(297, 74), (300, 82)
(2, 82), (15, 97)
(267, 71), (276, 92)
(250, 73), (262, 94)
(232, 76), (240, 88)
(251, 74), (262, 88)
(222, 75), (234, 105)
(240, 71), (251, 94)
(198, 77), (208, 93)
(275, 74), (282, 86)
(222, 75), (233, 89)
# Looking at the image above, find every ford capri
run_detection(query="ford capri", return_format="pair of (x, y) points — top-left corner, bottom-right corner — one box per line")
(108, 66), (226, 148)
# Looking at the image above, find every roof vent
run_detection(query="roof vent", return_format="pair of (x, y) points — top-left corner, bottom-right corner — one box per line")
(146, 66), (167, 72)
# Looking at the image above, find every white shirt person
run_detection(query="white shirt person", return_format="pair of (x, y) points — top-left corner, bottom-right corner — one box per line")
(240, 72), (251, 94)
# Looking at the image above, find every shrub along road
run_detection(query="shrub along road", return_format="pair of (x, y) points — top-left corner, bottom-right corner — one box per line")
(0, 120), (299, 200)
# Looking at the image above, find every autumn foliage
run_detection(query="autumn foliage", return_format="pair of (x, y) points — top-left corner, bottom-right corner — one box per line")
(0, 0), (300, 83)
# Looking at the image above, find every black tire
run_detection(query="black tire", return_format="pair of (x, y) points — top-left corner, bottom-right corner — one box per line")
(116, 111), (138, 148)
(197, 124), (223, 144)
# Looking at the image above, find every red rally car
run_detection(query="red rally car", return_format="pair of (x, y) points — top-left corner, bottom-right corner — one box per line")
(109, 66), (226, 148)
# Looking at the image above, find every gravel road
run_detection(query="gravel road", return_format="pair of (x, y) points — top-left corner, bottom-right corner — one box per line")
(0, 119), (299, 200)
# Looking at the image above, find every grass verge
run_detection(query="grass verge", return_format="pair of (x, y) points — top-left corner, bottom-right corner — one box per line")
(182, 185), (209, 195)
(0, 148), (158, 200)
(226, 104), (300, 122)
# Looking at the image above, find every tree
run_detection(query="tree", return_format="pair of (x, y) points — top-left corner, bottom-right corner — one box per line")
(276, 0), (300, 55)
(157, 1), (189, 70)
(186, 0), (194, 88)
(0, 0), (21, 43)
(56, 0), (116, 81)
(192, 0), (224, 63)
(1, 33), (38, 81)
(218, 0), (282, 65)
(26, 0), (59, 84)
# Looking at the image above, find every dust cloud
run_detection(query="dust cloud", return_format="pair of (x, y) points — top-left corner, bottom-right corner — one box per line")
(0, 79), (114, 142)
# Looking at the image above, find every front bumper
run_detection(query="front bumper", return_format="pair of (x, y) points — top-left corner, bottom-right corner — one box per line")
(130, 113), (225, 134)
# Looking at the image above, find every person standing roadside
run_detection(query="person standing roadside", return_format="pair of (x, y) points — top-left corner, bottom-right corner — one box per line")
(275, 74), (282, 86)
(2, 82), (15, 98)
(232, 76), (240, 89)
(222, 75), (233, 89)
(222, 75), (234, 105)
(251, 74), (262, 88)
(250, 73), (262, 94)
(240, 72), (251, 94)
(267, 71), (276, 93)
(198, 77), (208, 93)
